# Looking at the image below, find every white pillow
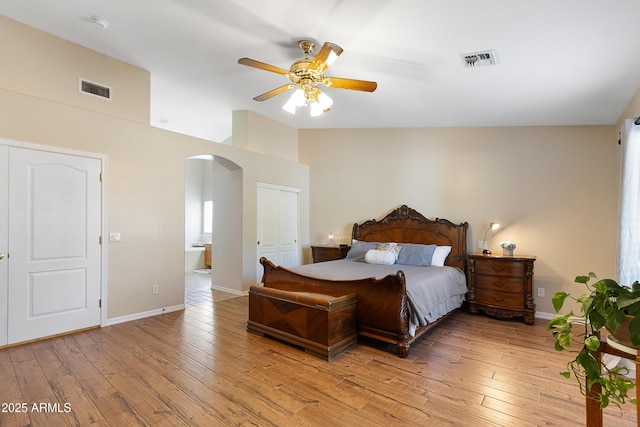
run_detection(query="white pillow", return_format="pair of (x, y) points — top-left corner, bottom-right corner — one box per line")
(431, 246), (452, 267)
(377, 242), (402, 260)
(365, 249), (396, 265)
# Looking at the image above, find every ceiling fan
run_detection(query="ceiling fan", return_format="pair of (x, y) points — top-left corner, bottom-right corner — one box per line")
(238, 40), (377, 116)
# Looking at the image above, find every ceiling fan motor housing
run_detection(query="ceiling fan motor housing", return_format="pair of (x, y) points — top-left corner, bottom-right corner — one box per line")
(288, 59), (324, 87)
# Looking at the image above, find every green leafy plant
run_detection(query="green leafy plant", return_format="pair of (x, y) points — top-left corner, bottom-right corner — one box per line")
(547, 273), (640, 409)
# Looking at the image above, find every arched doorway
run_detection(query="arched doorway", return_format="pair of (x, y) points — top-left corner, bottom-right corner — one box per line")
(184, 154), (242, 305)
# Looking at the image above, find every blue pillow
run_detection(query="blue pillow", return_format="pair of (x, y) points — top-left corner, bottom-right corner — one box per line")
(396, 243), (436, 266)
(345, 241), (380, 262)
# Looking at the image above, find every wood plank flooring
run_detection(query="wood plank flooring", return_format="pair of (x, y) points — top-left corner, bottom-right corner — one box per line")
(0, 294), (637, 426)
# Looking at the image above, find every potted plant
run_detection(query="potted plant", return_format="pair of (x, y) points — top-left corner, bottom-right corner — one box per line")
(547, 272), (640, 409)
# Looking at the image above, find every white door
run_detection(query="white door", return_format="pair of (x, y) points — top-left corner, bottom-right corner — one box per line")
(278, 189), (299, 267)
(256, 184), (300, 282)
(7, 147), (102, 344)
(0, 146), (8, 346)
(257, 186), (280, 265)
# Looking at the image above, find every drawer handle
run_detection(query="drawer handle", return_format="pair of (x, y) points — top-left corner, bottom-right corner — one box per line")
(492, 297), (506, 302)
(493, 266), (508, 272)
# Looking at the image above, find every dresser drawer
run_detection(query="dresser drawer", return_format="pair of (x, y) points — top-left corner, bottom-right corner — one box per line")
(311, 246), (350, 263)
(475, 275), (524, 294)
(474, 288), (525, 309)
(475, 259), (525, 277)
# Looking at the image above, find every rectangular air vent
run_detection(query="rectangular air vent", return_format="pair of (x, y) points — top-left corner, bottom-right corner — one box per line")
(80, 79), (111, 99)
(460, 50), (498, 68)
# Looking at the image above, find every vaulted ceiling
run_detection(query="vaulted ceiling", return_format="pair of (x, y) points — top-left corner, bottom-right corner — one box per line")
(2, 0), (640, 142)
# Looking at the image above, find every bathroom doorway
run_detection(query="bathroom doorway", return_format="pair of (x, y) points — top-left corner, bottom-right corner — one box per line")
(184, 155), (242, 306)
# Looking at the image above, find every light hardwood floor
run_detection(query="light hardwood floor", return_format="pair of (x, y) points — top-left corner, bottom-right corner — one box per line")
(0, 294), (637, 426)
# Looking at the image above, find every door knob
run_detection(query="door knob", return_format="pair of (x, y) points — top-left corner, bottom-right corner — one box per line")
(0, 253), (4, 259)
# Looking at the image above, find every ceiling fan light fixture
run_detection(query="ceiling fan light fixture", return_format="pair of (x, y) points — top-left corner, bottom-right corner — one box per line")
(282, 88), (306, 114)
(317, 91), (333, 110)
(309, 103), (331, 117)
(310, 101), (324, 117)
(291, 88), (305, 107)
(307, 88), (332, 116)
(282, 98), (297, 115)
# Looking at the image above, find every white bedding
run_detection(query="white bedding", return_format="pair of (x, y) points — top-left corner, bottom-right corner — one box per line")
(290, 259), (467, 336)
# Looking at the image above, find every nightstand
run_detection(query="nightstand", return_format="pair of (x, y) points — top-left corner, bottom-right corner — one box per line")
(467, 254), (536, 324)
(310, 245), (350, 263)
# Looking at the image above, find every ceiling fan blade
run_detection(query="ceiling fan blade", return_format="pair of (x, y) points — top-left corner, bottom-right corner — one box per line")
(253, 84), (295, 101)
(326, 77), (377, 92)
(309, 42), (343, 72)
(238, 58), (289, 75)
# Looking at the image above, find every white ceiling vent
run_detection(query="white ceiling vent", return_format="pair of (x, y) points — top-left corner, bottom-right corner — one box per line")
(460, 50), (498, 68)
(80, 79), (111, 99)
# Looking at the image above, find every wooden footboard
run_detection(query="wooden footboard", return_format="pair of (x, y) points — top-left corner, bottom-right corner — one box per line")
(260, 257), (414, 356)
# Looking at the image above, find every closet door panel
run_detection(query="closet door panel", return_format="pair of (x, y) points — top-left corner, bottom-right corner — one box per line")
(278, 189), (299, 268)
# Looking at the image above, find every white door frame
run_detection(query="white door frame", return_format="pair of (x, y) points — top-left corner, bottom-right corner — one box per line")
(0, 138), (108, 328)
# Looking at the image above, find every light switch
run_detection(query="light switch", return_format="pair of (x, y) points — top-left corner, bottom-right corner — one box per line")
(109, 232), (121, 242)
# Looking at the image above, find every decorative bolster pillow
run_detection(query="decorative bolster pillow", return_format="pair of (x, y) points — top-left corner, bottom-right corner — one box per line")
(365, 249), (397, 265)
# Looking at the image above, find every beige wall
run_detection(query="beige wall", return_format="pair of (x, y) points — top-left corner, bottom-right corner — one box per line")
(0, 89), (309, 320)
(0, 16), (150, 125)
(0, 18), (310, 322)
(232, 110), (299, 162)
(210, 157), (243, 291)
(299, 126), (619, 315)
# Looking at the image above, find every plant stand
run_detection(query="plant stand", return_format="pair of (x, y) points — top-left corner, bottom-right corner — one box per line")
(586, 339), (640, 426)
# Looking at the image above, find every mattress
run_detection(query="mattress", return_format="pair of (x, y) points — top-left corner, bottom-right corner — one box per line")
(290, 259), (467, 335)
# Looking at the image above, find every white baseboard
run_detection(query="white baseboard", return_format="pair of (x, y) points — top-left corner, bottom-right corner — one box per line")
(211, 284), (248, 296)
(103, 304), (185, 327)
(535, 311), (556, 320)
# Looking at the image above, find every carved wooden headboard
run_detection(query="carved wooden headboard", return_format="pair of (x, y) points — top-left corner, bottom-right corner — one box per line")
(351, 205), (469, 271)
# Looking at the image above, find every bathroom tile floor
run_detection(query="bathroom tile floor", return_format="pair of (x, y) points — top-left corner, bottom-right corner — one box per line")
(184, 271), (237, 306)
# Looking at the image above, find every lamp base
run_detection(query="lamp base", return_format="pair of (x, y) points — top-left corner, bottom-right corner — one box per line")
(482, 249), (492, 255)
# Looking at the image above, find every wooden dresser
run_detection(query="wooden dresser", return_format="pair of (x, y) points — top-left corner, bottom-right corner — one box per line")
(311, 245), (350, 263)
(467, 254), (536, 324)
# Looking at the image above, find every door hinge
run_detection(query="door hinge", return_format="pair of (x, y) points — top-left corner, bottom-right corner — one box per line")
(99, 299), (102, 308)
(99, 235), (102, 245)
(99, 172), (103, 182)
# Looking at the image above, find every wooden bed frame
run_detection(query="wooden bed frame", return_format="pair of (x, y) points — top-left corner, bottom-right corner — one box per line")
(260, 205), (469, 358)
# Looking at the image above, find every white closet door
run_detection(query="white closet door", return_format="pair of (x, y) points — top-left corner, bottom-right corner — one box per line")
(256, 184), (300, 283)
(7, 147), (102, 344)
(0, 146), (8, 346)
(278, 189), (299, 268)
(257, 186), (281, 264)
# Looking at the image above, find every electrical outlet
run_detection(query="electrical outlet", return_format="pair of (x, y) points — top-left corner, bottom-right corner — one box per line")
(152, 284), (159, 295)
(477, 240), (485, 249)
(537, 287), (545, 298)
